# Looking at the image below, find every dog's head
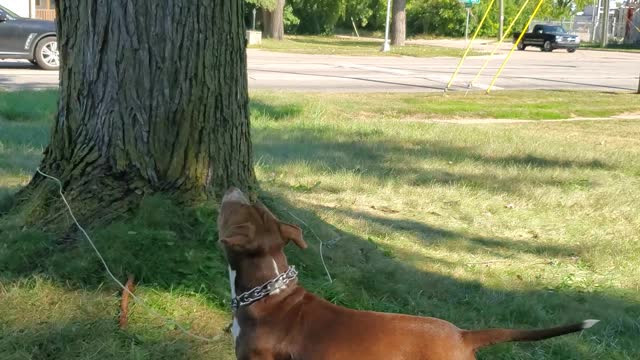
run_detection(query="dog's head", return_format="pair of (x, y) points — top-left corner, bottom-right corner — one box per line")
(218, 187), (307, 273)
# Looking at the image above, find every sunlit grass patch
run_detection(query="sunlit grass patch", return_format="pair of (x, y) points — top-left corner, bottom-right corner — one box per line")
(251, 35), (484, 57)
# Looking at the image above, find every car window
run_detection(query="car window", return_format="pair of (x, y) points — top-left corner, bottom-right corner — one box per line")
(543, 26), (566, 34)
(0, 6), (19, 20)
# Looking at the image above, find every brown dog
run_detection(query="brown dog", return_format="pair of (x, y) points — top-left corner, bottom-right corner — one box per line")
(218, 188), (598, 360)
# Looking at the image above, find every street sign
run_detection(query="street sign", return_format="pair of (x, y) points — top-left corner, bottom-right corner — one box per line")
(460, 0), (480, 6)
(459, 0), (479, 40)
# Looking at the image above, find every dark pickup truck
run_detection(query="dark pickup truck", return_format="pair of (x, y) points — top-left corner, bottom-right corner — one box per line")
(514, 24), (580, 53)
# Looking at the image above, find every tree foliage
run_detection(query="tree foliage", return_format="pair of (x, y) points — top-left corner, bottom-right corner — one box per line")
(279, 0), (584, 36)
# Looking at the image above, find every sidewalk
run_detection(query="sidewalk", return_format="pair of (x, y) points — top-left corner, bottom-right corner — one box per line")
(334, 35), (514, 53)
(407, 38), (514, 53)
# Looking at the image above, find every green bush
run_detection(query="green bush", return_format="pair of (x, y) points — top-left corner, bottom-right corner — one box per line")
(259, 0), (579, 37)
(290, 0), (346, 34)
(284, 4), (301, 32)
(407, 0), (467, 37)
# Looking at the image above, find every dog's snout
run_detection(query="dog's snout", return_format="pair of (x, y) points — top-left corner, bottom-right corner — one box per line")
(222, 187), (250, 205)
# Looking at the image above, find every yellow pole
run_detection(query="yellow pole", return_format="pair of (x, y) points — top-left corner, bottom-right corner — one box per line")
(486, 0), (545, 94)
(466, 0), (532, 93)
(445, 0), (496, 91)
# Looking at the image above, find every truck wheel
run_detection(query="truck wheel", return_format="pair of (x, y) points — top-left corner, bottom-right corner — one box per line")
(35, 37), (60, 70)
(542, 40), (553, 52)
(567, 48), (576, 53)
(517, 42), (526, 51)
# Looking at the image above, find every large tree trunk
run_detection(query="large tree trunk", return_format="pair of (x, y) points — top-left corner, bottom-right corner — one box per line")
(391, 0), (406, 46)
(262, 0), (285, 40)
(20, 1), (256, 225)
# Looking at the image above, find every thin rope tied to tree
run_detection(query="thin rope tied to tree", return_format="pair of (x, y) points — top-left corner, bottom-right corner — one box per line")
(36, 168), (225, 343)
(284, 210), (335, 284)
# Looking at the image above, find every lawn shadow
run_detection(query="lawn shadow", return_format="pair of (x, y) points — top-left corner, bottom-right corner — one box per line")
(0, 319), (202, 360)
(1, 100), (636, 359)
(263, 193), (639, 360)
(250, 99), (303, 121)
(254, 124), (610, 195)
(315, 204), (579, 260)
(1, 187), (636, 359)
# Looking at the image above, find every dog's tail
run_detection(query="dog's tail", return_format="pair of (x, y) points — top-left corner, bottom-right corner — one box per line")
(462, 319), (599, 350)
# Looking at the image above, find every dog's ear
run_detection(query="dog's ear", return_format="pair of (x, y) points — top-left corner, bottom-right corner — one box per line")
(220, 222), (255, 248)
(279, 222), (307, 249)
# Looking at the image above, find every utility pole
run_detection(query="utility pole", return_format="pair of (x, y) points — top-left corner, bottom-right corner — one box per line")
(499, 0), (504, 40)
(252, 8), (257, 30)
(600, 0), (610, 47)
(382, 0), (392, 52)
(466, 8), (471, 42)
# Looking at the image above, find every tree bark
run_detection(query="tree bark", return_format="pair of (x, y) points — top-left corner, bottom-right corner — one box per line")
(262, 0), (285, 40)
(20, 1), (256, 225)
(391, 0), (406, 46)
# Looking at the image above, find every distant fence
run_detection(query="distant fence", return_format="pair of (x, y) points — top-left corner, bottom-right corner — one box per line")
(36, 9), (56, 21)
(535, 6), (640, 45)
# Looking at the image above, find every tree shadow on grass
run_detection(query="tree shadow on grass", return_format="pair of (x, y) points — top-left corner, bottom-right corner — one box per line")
(263, 193), (639, 360)
(253, 125), (610, 195)
(0, 320), (199, 360)
(0, 103), (636, 359)
(313, 204), (579, 260)
(1, 191), (637, 359)
(250, 99), (303, 121)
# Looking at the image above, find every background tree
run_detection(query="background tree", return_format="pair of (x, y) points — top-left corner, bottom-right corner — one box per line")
(391, 0), (407, 46)
(19, 1), (256, 225)
(291, 0), (348, 34)
(263, 0), (286, 39)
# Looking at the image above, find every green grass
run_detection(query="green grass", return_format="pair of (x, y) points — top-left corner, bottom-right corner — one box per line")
(0, 90), (58, 121)
(0, 91), (55, 211)
(249, 90), (640, 121)
(250, 35), (484, 57)
(2, 90), (640, 359)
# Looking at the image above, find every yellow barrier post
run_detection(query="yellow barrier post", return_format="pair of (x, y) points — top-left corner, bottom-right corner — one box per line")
(466, 0), (532, 93)
(486, 0), (545, 94)
(445, 0), (496, 92)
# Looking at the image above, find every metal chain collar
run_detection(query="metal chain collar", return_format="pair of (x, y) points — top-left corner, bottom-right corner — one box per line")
(231, 266), (298, 311)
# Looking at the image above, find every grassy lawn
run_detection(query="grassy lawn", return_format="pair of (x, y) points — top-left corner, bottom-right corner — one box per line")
(1, 90), (640, 359)
(250, 90), (640, 121)
(250, 35), (484, 57)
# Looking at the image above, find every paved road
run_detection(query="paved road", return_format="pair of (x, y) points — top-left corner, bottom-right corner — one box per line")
(1, 46), (639, 92)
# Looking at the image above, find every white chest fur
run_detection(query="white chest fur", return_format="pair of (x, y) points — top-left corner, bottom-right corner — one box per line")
(228, 266), (241, 343)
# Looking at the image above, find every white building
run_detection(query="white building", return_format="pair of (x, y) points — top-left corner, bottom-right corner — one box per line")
(0, 0), (56, 20)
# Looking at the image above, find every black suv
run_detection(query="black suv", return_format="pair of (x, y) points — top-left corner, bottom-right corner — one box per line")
(0, 5), (58, 70)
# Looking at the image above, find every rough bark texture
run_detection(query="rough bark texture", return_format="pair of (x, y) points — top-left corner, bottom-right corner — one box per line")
(21, 1), (256, 225)
(262, 0), (285, 40)
(391, 0), (406, 46)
